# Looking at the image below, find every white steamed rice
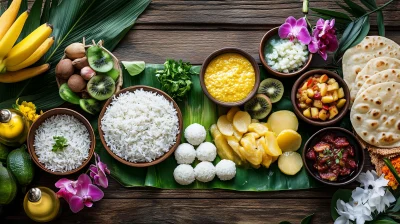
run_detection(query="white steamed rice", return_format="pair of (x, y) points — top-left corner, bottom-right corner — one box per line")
(34, 115), (90, 172)
(101, 89), (179, 163)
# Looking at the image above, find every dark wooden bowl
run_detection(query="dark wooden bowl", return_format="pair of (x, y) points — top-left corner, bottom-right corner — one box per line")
(259, 27), (313, 78)
(302, 127), (365, 186)
(200, 47), (260, 107)
(27, 108), (95, 175)
(291, 69), (350, 126)
(98, 85), (183, 167)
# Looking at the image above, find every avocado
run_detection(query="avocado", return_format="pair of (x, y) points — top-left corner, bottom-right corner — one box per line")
(0, 163), (17, 204)
(7, 145), (34, 186)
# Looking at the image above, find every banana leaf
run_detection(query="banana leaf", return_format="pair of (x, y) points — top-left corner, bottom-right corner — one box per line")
(0, 0), (151, 110)
(97, 64), (352, 191)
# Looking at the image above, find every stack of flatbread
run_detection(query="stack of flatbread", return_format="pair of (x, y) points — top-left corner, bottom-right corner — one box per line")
(343, 36), (400, 174)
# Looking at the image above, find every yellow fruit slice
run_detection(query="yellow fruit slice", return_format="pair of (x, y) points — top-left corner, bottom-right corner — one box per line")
(264, 131), (282, 157)
(233, 128), (243, 141)
(217, 115), (234, 136)
(276, 129), (302, 152)
(240, 134), (256, 150)
(227, 106), (240, 122)
(257, 137), (272, 168)
(214, 134), (243, 165)
(248, 123), (269, 136)
(233, 111), (251, 133)
(226, 136), (245, 161)
(210, 124), (221, 138)
(238, 146), (262, 167)
(247, 132), (260, 139)
(267, 110), (298, 135)
(278, 152), (303, 175)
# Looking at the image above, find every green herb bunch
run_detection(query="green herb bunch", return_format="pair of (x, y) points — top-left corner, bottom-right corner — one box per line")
(52, 136), (68, 152)
(155, 59), (194, 101)
(308, 0), (395, 63)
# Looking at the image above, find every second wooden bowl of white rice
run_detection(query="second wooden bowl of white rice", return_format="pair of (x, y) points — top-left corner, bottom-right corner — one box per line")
(98, 85), (183, 167)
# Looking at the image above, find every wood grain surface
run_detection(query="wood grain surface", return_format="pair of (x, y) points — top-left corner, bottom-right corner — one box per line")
(1, 0), (400, 223)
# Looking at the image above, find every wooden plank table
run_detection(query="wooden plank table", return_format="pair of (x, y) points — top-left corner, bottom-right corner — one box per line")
(1, 0), (400, 223)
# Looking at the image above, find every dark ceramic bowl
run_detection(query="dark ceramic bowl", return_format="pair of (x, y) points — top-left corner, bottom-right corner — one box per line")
(98, 85), (183, 168)
(28, 108), (95, 175)
(259, 27), (313, 78)
(302, 127), (365, 186)
(200, 48), (260, 107)
(291, 69), (350, 126)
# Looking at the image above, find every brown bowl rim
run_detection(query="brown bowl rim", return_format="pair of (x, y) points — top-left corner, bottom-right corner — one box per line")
(301, 127), (365, 186)
(290, 69), (350, 126)
(98, 85), (183, 167)
(259, 27), (313, 78)
(199, 47), (261, 107)
(27, 108), (96, 176)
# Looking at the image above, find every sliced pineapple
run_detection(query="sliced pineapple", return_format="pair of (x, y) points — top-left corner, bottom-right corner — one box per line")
(276, 129), (302, 152)
(264, 131), (282, 156)
(278, 152), (303, 175)
(233, 128), (243, 141)
(227, 106), (240, 122)
(210, 124), (221, 138)
(257, 137), (273, 168)
(214, 134), (243, 165)
(248, 123), (269, 136)
(233, 111), (251, 133)
(217, 115), (234, 136)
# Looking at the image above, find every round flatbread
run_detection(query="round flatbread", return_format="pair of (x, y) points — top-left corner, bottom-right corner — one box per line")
(356, 69), (400, 99)
(342, 36), (400, 91)
(351, 82), (400, 148)
(350, 58), (400, 103)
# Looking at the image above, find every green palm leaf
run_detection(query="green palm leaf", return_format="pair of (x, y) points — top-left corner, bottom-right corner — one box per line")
(0, 0), (151, 110)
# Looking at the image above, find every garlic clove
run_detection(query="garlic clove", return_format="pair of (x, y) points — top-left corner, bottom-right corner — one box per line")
(81, 66), (96, 81)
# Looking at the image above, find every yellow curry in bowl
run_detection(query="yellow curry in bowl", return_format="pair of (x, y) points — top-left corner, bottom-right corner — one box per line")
(204, 53), (255, 103)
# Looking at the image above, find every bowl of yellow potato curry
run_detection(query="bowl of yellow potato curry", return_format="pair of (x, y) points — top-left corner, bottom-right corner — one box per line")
(200, 48), (260, 106)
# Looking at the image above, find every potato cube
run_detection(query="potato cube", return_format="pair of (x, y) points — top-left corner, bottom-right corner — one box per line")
(307, 89), (314, 98)
(321, 95), (334, 104)
(313, 100), (323, 108)
(303, 108), (311, 118)
(301, 82), (308, 90)
(306, 98), (312, 104)
(318, 109), (328, 121)
(319, 74), (329, 83)
(299, 103), (309, 109)
(311, 107), (319, 119)
(332, 90), (338, 101)
(336, 99), (346, 108)
(327, 78), (336, 84)
(319, 83), (328, 96)
(329, 106), (339, 119)
(327, 82), (339, 91)
(338, 88), (344, 99)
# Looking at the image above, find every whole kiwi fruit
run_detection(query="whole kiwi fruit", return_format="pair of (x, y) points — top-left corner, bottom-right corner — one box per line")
(56, 59), (74, 80)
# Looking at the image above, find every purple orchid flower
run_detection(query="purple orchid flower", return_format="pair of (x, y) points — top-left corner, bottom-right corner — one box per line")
(89, 153), (110, 188)
(55, 174), (104, 213)
(308, 18), (338, 60)
(278, 16), (311, 45)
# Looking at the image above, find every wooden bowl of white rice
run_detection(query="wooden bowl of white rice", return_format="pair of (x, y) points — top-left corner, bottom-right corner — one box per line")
(98, 85), (183, 167)
(28, 108), (95, 175)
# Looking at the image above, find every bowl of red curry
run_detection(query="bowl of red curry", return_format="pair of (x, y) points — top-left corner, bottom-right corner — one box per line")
(302, 127), (365, 186)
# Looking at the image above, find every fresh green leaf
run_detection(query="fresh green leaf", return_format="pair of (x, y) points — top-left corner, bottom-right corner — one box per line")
(360, 0), (377, 10)
(343, 0), (367, 17)
(371, 220), (399, 224)
(377, 11), (385, 36)
(383, 158), (400, 187)
(335, 2), (354, 16)
(390, 197), (400, 212)
(17, 0), (43, 44)
(122, 61), (146, 76)
(52, 136), (68, 152)
(331, 189), (352, 221)
(348, 16), (370, 49)
(301, 214), (314, 224)
(155, 59), (194, 101)
(310, 8), (352, 21)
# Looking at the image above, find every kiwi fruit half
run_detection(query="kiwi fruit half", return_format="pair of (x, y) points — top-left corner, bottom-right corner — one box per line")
(258, 78), (284, 103)
(87, 45), (114, 73)
(87, 75), (115, 101)
(244, 94), (272, 119)
(79, 99), (101, 115)
(102, 68), (119, 81)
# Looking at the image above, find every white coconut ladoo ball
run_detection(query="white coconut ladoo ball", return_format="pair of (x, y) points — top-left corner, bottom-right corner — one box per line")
(196, 142), (217, 162)
(173, 164), (195, 185)
(194, 161), (215, 183)
(184, 123), (206, 146)
(216, 159), (236, 181)
(174, 143), (196, 164)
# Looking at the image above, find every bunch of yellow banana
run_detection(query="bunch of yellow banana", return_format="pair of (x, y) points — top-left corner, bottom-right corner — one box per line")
(0, 0), (54, 83)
